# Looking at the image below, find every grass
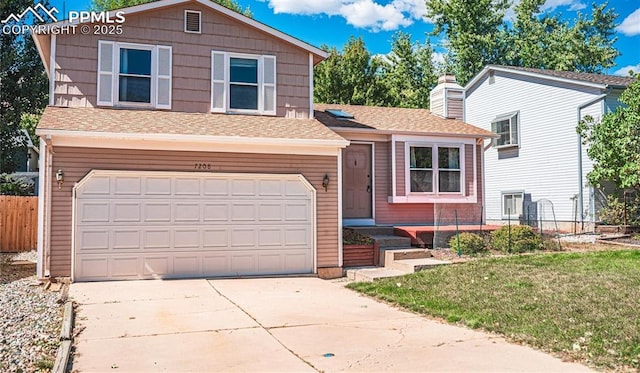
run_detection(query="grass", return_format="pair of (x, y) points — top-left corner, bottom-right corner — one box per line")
(348, 250), (640, 371)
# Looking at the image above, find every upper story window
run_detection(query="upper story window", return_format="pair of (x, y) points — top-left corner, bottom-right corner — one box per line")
(211, 51), (276, 115)
(409, 145), (462, 194)
(97, 40), (172, 109)
(119, 47), (152, 103)
(491, 111), (519, 148)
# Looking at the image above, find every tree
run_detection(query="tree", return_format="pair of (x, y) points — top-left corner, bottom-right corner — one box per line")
(426, 0), (620, 85)
(314, 37), (386, 106)
(91, 0), (252, 16)
(426, 0), (510, 85)
(505, 0), (618, 73)
(0, 0), (50, 173)
(577, 76), (640, 192)
(380, 32), (438, 108)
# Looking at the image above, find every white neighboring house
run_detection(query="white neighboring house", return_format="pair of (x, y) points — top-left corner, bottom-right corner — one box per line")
(464, 65), (636, 232)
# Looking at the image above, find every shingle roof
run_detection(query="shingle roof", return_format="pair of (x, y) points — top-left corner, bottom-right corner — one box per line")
(37, 106), (347, 142)
(489, 65), (636, 88)
(314, 104), (495, 138)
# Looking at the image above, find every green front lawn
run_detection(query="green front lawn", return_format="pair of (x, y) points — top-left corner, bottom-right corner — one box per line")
(348, 250), (640, 371)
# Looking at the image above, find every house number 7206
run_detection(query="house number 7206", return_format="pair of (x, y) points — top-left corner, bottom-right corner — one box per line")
(194, 163), (212, 170)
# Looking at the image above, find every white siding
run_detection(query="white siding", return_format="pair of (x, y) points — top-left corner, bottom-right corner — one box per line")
(465, 71), (607, 224)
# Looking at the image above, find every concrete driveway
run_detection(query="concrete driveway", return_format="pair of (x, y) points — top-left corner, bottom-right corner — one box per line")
(69, 278), (591, 372)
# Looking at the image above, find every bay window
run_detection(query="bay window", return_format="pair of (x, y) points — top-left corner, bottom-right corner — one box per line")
(408, 144), (463, 194)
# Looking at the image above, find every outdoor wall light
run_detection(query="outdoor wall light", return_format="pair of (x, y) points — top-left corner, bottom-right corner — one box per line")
(55, 169), (64, 189)
(322, 174), (330, 191)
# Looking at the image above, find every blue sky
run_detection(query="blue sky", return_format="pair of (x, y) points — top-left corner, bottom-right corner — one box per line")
(50, 0), (640, 76)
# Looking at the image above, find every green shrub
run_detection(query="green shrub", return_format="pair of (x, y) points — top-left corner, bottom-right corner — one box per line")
(0, 174), (34, 196)
(491, 225), (542, 253)
(448, 232), (487, 255)
(599, 194), (640, 225)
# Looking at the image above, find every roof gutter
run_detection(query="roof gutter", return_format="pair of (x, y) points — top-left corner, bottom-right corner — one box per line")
(328, 126), (498, 139)
(576, 91), (609, 231)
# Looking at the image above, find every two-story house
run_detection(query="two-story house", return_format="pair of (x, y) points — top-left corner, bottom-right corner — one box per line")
(33, 0), (493, 282)
(464, 65), (636, 232)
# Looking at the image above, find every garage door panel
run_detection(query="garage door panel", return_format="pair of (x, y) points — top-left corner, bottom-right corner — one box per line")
(114, 176), (142, 195)
(231, 204), (256, 221)
(142, 256), (170, 276)
(231, 179), (256, 196)
(112, 230), (141, 250)
(79, 202), (110, 223)
(113, 202), (141, 222)
(75, 172), (314, 281)
(174, 229), (200, 248)
(77, 230), (109, 251)
(230, 228), (256, 247)
(204, 203), (229, 221)
(144, 177), (171, 195)
(144, 229), (172, 249)
(144, 203), (172, 222)
(203, 229), (228, 247)
(112, 256), (141, 277)
(259, 179), (283, 196)
(174, 203), (200, 222)
(174, 178), (201, 195)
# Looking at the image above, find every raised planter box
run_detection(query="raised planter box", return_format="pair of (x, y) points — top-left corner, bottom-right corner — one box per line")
(343, 243), (378, 267)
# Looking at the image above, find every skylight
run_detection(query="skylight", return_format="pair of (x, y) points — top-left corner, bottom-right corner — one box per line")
(325, 109), (354, 119)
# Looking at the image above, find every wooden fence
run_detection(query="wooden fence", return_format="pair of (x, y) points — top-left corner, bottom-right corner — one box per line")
(0, 196), (38, 252)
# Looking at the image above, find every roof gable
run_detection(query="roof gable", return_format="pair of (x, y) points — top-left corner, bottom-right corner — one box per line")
(33, 0), (328, 73)
(466, 65), (636, 92)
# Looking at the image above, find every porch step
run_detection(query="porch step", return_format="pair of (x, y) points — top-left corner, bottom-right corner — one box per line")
(371, 235), (412, 248)
(389, 258), (452, 273)
(384, 248), (433, 267)
(345, 267), (408, 282)
(348, 226), (395, 236)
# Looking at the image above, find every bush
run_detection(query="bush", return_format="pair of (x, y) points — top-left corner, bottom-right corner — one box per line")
(599, 194), (640, 225)
(0, 174), (34, 196)
(448, 232), (487, 255)
(491, 225), (542, 253)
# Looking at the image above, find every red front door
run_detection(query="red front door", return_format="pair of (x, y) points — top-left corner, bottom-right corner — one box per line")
(342, 144), (372, 219)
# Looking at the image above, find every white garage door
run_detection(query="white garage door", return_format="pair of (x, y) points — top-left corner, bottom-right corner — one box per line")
(73, 170), (315, 281)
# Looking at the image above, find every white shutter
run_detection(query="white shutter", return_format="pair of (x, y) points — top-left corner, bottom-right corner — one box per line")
(262, 55), (276, 115)
(97, 41), (115, 106)
(156, 46), (172, 109)
(211, 51), (227, 113)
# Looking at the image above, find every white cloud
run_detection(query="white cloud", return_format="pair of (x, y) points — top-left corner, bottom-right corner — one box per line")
(432, 51), (446, 65)
(265, 0), (427, 32)
(613, 64), (640, 77)
(617, 8), (640, 36)
(541, 0), (586, 12)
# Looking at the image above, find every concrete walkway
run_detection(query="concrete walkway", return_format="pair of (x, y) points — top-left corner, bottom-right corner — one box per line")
(70, 278), (592, 372)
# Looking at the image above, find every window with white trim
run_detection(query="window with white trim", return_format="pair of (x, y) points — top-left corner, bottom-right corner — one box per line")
(502, 191), (523, 218)
(409, 145), (462, 194)
(491, 111), (519, 148)
(211, 51), (276, 115)
(97, 41), (172, 109)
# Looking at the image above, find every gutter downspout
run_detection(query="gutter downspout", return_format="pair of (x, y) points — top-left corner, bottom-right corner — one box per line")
(577, 91), (608, 232)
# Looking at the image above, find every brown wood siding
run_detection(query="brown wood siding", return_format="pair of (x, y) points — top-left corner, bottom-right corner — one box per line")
(374, 142), (435, 224)
(395, 142), (405, 197)
(465, 144), (473, 196)
(446, 97), (464, 120)
(53, 3), (311, 117)
(48, 147), (338, 277)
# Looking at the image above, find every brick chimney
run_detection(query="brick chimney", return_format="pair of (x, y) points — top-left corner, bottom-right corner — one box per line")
(429, 74), (465, 120)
